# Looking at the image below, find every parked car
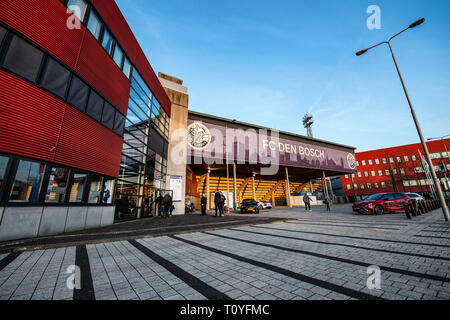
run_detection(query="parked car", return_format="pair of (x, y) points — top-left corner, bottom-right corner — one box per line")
(405, 193), (424, 201)
(257, 201), (273, 210)
(352, 193), (410, 215)
(240, 199), (260, 214)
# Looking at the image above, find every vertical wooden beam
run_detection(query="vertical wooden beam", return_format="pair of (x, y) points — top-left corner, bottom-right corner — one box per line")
(206, 170), (210, 211)
(233, 162), (237, 210)
(286, 167), (292, 208)
(252, 175), (256, 200)
(272, 192), (276, 208)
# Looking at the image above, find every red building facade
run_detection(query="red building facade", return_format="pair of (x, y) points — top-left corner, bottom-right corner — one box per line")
(0, 0), (171, 240)
(340, 139), (450, 200)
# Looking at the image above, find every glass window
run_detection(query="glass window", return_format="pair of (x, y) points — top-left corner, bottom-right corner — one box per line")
(66, 0), (88, 22)
(382, 158), (387, 164)
(378, 170), (383, 176)
(400, 168), (405, 175)
(113, 45), (123, 68)
(357, 172), (362, 178)
(0, 26), (7, 45)
(360, 184), (365, 190)
(2, 36), (44, 82)
(361, 160), (366, 166)
(412, 155), (417, 161)
(69, 172), (87, 203)
(101, 102), (115, 130)
(381, 182), (386, 188)
(102, 28), (114, 55)
(67, 76), (89, 112)
(374, 183), (379, 189)
(389, 158), (394, 163)
(364, 172), (369, 177)
(86, 91), (104, 122)
(102, 179), (114, 204)
(9, 160), (45, 203)
(396, 157), (401, 162)
(88, 176), (103, 204)
(45, 167), (70, 203)
(347, 184), (351, 190)
(87, 10), (102, 40)
(375, 159), (380, 164)
(368, 160), (373, 165)
(0, 156), (10, 191)
(404, 156), (409, 162)
(371, 171), (376, 177)
(367, 183), (372, 189)
(40, 58), (71, 98)
(123, 57), (132, 79)
(393, 169), (397, 175)
(113, 111), (125, 136)
(385, 169), (390, 175)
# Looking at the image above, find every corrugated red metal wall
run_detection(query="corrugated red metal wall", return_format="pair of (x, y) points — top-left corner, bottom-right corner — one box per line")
(0, 0), (171, 177)
(92, 0), (171, 116)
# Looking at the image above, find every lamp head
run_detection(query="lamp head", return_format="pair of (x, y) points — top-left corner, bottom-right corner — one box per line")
(409, 18), (425, 29)
(356, 49), (368, 56)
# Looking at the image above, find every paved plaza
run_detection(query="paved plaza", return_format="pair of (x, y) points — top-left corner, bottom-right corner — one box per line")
(0, 205), (449, 300)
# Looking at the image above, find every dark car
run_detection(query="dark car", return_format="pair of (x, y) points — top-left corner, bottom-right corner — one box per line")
(353, 193), (410, 215)
(240, 199), (260, 214)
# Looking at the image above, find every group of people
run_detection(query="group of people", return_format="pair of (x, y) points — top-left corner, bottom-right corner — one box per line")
(200, 190), (227, 217)
(155, 192), (174, 218)
(303, 194), (332, 211)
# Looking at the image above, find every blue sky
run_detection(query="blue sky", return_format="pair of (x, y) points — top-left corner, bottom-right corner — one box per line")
(116, 0), (450, 152)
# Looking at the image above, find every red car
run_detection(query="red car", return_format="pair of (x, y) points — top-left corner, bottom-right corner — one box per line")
(353, 193), (410, 215)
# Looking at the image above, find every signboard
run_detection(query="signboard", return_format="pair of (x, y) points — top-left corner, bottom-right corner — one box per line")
(187, 120), (356, 173)
(170, 175), (183, 202)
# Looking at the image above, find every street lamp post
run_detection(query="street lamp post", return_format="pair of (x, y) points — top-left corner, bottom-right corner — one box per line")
(356, 18), (450, 222)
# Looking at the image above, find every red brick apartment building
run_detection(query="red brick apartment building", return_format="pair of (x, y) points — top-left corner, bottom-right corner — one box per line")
(340, 139), (450, 200)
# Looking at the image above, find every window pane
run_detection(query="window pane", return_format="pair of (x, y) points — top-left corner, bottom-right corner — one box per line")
(101, 102), (115, 129)
(2, 36), (44, 82)
(113, 45), (123, 68)
(40, 58), (71, 98)
(9, 160), (45, 203)
(102, 179), (114, 204)
(113, 112), (125, 135)
(102, 28), (113, 55)
(0, 26), (6, 45)
(88, 176), (103, 204)
(67, 76), (89, 112)
(45, 167), (70, 203)
(87, 10), (102, 40)
(86, 91), (104, 122)
(66, 0), (88, 22)
(123, 57), (132, 79)
(0, 156), (10, 191)
(69, 173), (87, 203)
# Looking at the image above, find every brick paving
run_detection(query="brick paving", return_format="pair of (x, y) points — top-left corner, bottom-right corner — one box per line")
(0, 205), (449, 300)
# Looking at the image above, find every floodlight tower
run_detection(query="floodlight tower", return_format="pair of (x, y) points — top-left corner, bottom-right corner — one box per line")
(303, 113), (314, 138)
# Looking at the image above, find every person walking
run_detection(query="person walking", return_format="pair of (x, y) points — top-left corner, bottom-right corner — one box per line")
(214, 190), (222, 217)
(201, 193), (207, 216)
(324, 196), (331, 212)
(303, 194), (312, 211)
(162, 193), (173, 218)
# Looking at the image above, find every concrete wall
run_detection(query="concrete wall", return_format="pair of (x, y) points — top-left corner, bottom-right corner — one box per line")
(0, 206), (115, 242)
(159, 73), (189, 216)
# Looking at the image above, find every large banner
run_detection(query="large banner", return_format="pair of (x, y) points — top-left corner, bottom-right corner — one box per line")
(187, 120), (356, 174)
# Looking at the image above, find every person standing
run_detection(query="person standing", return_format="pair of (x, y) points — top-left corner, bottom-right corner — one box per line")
(303, 194), (312, 211)
(201, 193), (207, 216)
(219, 191), (226, 217)
(324, 196), (331, 212)
(156, 192), (163, 217)
(214, 190), (222, 217)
